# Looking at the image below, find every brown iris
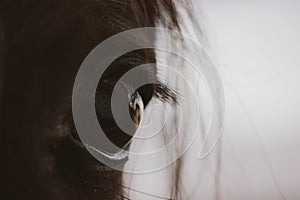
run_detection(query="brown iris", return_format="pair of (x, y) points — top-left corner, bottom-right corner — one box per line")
(129, 92), (142, 127)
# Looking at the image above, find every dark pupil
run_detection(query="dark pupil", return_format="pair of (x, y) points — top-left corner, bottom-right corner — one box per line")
(95, 82), (141, 151)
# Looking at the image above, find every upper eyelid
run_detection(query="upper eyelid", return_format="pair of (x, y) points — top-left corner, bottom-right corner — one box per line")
(101, 77), (178, 104)
(118, 80), (136, 99)
(101, 78), (135, 100)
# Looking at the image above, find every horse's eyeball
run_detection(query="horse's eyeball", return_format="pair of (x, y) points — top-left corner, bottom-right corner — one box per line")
(129, 91), (143, 126)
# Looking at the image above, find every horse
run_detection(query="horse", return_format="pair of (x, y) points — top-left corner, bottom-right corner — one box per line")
(0, 0), (217, 199)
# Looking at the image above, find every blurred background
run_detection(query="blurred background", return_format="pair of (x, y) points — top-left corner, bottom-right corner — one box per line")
(199, 0), (300, 199)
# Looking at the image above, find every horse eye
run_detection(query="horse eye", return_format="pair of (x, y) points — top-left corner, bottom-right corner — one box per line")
(129, 91), (143, 127)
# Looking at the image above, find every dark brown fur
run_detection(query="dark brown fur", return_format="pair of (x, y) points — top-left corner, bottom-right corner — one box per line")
(0, 0), (179, 199)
